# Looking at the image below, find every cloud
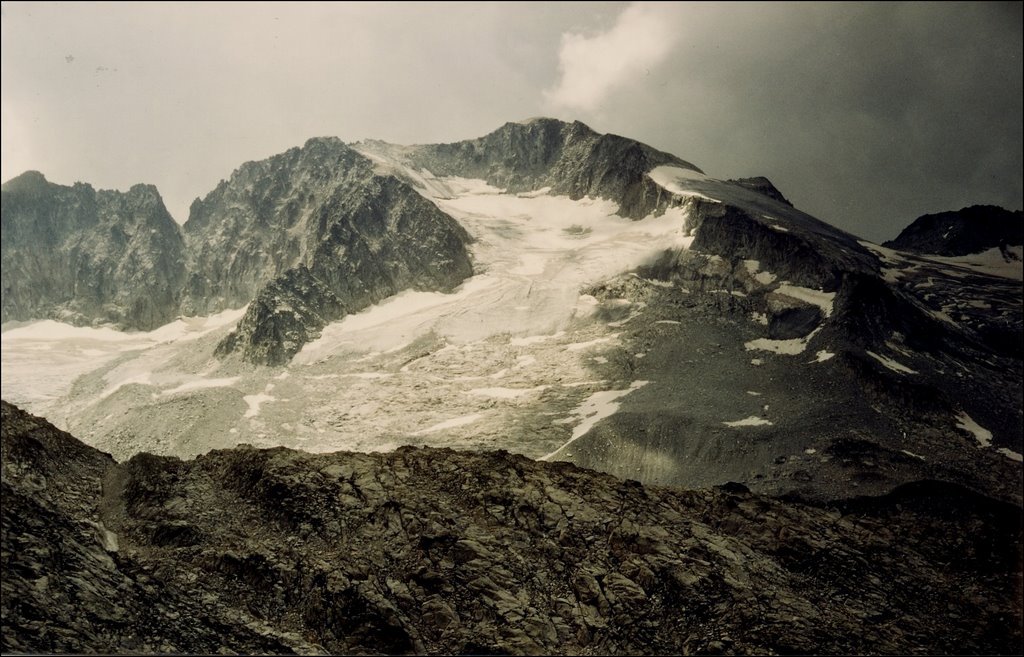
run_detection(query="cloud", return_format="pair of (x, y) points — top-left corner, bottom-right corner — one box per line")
(544, 2), (681, 112)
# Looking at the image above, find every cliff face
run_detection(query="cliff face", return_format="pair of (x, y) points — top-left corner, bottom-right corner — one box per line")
(884, 204), (1024, 256)
(185, 138), (473, 365)
(0, 140), (474, 365)
(0, 172), (186, 330)
(2, 400), (1020, 655)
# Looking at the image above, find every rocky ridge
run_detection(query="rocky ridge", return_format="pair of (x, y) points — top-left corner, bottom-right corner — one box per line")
(187, 138), (473, 365)
(884, 204), (1023, 256)
(360, 118), (703, 219)
(557, 185), (1024, 505)
(0, 171), (186, 330)
(2, 120), (721, 364)
(2, 400), (1021, 655)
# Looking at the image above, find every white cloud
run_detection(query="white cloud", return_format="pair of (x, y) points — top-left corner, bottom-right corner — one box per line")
(544, 2), (681, 112)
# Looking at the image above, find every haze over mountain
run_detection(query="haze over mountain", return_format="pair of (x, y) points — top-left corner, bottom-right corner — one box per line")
(1, 117), (1021, 654)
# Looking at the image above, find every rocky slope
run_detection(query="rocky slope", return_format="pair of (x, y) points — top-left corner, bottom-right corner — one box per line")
(358, 118), (703, 219)
(185, 137), (473, 365)
(544, 168), (1023, 506)
(2, 400), (1021, 655)
(0, 140), (475, 365)
(0, 171), (186, 330)
(884, 204), (1023, 256)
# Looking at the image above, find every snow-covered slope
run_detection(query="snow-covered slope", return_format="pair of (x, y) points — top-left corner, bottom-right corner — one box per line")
(0, 161), (700, 467)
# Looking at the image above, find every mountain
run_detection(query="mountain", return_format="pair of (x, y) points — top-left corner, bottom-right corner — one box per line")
(884, 205), (1023, 256)
(391, 118), (703, 219)
(0, 141), (475, 366)
(0, 171), (186, 330)
(2, 119), (1019, 509)
(3, 400), (1020, 655)
(551, 176), (1024, 505)
(183, 137), (473, 365)
(2, 117), (1023, 654)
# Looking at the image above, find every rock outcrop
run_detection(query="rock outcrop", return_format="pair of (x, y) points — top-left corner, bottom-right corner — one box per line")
(561, 174), (1023, 506)
(2, 400), (1021, 655)
(0, 171), (186, 330)
(726, 176), (793, 206)
(0, 140), (474, 365)
(186, 138), (473, 365)
(884, 204), (1023, 256)
(398, 118), (704, 219)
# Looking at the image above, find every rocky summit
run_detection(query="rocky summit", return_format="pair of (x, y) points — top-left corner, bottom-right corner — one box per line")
(2, 401), (1021, 655)
(2, 118), (1022, 655)
(188, 138), (474, 365)
(1, 171), (186, 330)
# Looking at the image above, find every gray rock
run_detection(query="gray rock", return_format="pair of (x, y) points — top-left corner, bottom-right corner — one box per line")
(1, 172), (186, 330)
(5, 401), (1019, 655)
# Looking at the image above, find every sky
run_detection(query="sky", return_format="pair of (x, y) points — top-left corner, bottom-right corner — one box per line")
(1, 1), (1021, 242)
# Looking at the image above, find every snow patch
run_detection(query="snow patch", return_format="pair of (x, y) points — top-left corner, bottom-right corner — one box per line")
(955, 412), (992, 448)
(922, 246), (1023, 281)
(723, 416), (773, 427)
(542, 381), (649, 460)
(811, 350), (835, 363)
(867, 351), (917, 375)
(745, 336), (809, 355)
(243, 389), (276, 419)
(647, 166), (718, 202)
(997, 447), (1023, 462)
(743, 259), (777, 285)
(775, 284), (836, 318)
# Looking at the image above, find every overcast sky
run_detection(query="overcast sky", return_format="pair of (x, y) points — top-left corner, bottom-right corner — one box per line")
(2, 1), (1020, 242)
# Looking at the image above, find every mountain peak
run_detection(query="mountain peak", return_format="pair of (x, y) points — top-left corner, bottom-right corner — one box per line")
(727, 176), (793, 206)
(1, 170), (51, 193)
(884, 204), (1023, 256)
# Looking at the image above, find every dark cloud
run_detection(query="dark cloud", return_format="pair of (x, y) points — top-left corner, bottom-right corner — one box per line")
(2, 2), (1020, 242)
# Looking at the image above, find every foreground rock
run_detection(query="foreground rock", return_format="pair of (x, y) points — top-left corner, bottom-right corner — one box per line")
(2, 401), (1020, 655)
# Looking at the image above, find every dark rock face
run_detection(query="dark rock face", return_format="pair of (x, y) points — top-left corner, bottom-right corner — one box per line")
(884, 204), (1023, 256)
(726, 176), (793, 206)
(2, 400), (1021, 655)
(191, 138), (473, 364)
(214, 265), (347, 366)
(1, 140), (474, 364)
(0, 171), (186, 330)
(573, 179), (1022, 506)
(406, 118), (704, 218)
